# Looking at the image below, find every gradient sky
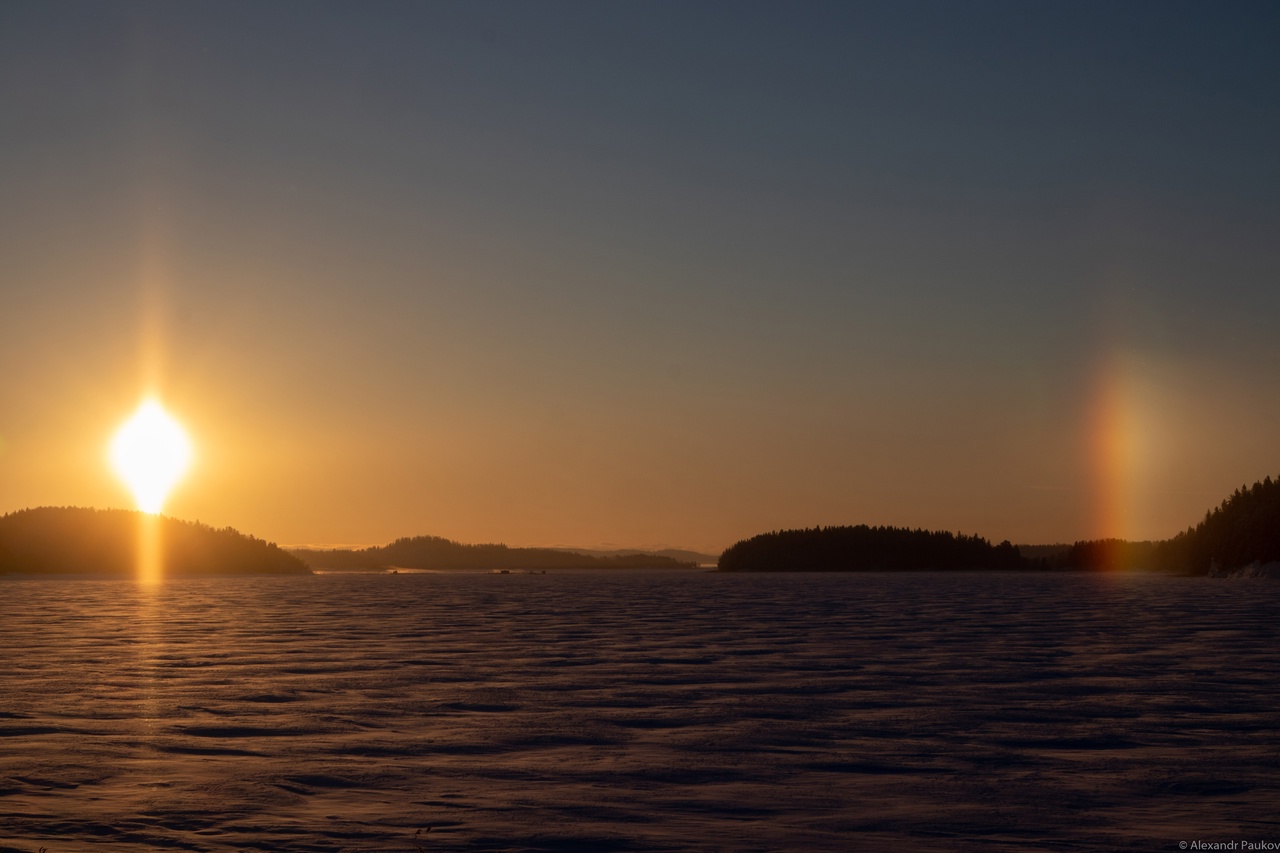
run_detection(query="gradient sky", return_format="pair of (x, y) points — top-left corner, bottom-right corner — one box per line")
(3, 1), (1279, 552)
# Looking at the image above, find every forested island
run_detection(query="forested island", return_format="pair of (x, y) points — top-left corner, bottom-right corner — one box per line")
(719, 475), (1280, 575)
(291, 536), (698, 572)
(718, 525), (1023, 573)
(0, 507), (309, 576)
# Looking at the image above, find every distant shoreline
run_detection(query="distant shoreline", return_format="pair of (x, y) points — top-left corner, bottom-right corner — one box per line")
(290, 536), (699, 572)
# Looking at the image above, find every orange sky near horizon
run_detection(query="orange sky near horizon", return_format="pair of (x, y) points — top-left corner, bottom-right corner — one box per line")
(2, 249), (1269, 554)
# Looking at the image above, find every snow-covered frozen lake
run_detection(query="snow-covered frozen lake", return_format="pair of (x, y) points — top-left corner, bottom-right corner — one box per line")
(1, 570), (1277, 851)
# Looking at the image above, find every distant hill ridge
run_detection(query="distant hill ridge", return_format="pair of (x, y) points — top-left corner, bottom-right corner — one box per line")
(290, 536), (698, 571)
(0, 507), (309, 576)
(559, 547), (720, 566)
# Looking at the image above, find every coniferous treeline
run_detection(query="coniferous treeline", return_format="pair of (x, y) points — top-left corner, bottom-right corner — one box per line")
(1055, 539), (1159, 573)
(721, 476), (1280, 574)
(291, 535), (696, 571)
(7, 476), (1276, 577)
(1160, 475), (1280, 573)
(1059, 475), (1280, 574)
(0, 506), (309, 576)
(717, 525), (1023, 572)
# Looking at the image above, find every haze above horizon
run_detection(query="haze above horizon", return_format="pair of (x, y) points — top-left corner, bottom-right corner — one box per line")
(3, 1), (1278, 553)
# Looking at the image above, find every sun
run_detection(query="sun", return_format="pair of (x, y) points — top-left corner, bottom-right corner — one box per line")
(109, 399), (193, 514)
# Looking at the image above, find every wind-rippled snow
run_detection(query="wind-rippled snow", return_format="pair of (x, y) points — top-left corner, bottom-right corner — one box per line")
(1, 571), (1277, 851)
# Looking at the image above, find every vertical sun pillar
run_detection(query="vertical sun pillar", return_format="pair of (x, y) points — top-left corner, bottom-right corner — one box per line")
(109, 400), (193, 583)
(137, 512), (162, 585)
(1086, 351), (1147, 569)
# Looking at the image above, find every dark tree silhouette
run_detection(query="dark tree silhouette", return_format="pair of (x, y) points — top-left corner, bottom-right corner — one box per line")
(1154, 475), (1280, 574)
(0, 507), (310, 576)
(717, 525), (1024, 572)
(1053, 477), (1280, 574)
(1058, 539), (1159, 572)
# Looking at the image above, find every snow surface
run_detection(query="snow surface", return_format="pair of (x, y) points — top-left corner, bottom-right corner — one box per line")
(0, 571), (1277, 851)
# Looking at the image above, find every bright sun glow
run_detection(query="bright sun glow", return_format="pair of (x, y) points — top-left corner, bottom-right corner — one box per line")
(109, 400), (193, 514)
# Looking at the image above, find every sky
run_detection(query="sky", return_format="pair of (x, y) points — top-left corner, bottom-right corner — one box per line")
(2, 1), (1279, 552)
